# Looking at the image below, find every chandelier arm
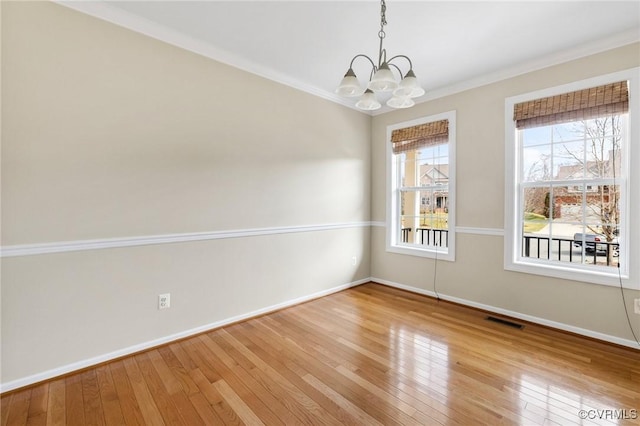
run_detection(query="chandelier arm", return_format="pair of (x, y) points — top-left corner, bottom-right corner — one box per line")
(387, 54), (414, 71)
(387, 62), (404, 79)
(349, 54), (378, 71)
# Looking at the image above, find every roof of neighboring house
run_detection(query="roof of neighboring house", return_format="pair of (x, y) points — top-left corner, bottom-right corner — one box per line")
(555, 163), (599, 180)
(420, 164), (449, 183)
(554, 149), (621, 180)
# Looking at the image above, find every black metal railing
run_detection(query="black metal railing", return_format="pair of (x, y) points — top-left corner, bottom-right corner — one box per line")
(401, 227), (449, 247)
(522, 235), (619, 266)
(401, 227), (412, 243)
(418, 228), (448, 247)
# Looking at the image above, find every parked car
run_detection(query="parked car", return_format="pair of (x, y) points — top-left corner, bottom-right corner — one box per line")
(573, 233), (619, 256)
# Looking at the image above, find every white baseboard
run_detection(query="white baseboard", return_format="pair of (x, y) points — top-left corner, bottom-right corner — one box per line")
(0, 278), (369, 393)
(4, 275), (636, 393)
(371, 277), (640, 350)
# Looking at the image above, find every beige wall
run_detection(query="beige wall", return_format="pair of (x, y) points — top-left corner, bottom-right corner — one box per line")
(1, 2), (371, 386)
(371, 43), (640, 342)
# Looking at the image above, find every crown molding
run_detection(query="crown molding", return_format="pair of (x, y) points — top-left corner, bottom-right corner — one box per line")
(375, 28), (640, 116)
(55, 1), (639, 117)
(53, 1), (360, 112)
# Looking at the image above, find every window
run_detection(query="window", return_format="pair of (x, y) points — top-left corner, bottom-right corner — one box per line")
(505, 69), (639, 289)
(387, 111), (456, 260)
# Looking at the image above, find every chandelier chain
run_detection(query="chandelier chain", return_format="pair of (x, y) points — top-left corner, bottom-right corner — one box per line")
(379, 0), (387, 39)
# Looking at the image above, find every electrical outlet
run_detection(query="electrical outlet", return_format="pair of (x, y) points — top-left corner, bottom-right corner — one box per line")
(634, 298), (640, 315)
(352, 256), (357, 266)
(158, 293), (171, 310)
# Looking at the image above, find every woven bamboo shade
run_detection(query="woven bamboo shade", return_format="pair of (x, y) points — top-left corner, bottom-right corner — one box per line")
(391, 119), (449, 154)
(513, 81), (628, 129)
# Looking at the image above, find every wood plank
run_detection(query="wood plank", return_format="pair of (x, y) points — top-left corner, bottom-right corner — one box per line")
(4, 389), (30, 426)
(108, 361), (145, 426)
(1, 394), (12, 426)
(64, 376), (84, 426)
(212, 380), (265, 426)
(156, 346), (200, 396)
(188, 368), (243, 425)
(45, 380), (65, 426)
(301, 373), (384, 426)
(81, 370), (105, 426)
(187, 391), (225, 425)
(121, 357), (165, 425)
(146, 350), (182, 396)
(94, 365), (125, 426)
(133, 352), (185, 425)
(25, 383), (48, 426)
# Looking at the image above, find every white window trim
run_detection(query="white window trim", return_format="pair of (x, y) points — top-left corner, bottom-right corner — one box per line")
(386, 111), (456, 261)
(504, 68), (639, 290)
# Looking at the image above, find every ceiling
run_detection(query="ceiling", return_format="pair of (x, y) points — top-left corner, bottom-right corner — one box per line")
(58, 1), (640, 114)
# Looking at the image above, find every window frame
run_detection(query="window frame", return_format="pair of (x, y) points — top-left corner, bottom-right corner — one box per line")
(386, 111), (456, 261)
(504, 68), (639, 289)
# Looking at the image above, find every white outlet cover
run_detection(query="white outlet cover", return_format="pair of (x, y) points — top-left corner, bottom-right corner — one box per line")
(159, 293), (171, 309)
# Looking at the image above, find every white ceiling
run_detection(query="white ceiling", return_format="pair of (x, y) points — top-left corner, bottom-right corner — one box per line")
(59, 1), (640, 114)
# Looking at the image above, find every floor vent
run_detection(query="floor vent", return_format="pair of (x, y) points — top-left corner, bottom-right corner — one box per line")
(486, 316), (524, 329)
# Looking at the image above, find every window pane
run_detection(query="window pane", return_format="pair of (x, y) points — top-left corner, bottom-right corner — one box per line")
(418, 145), (449, 187)
(522, 187), (551, 220)
(553, 140), (585, 180)
(418, 144), (449, 163)
(584, 116), (620, 137)
(585, 138), (621, 179)
(398, 152), (420, 188)
(522, 144), (552, 182)
(400, 188), (449, 247)
(522, 125), (552, 147)
(400, 190), (419, 216)
(522, 185), (551, 260)
(552, 122), (582, 143)
(585, 185), (620, 229)
(552, 184), (585, 222)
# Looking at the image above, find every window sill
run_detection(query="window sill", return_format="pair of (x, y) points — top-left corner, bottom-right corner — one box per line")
(386, 244), (455, 261)
(505, 259), (638, 290)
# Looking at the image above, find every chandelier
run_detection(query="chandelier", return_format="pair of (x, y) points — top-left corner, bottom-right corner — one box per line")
(335, 0), (425, 111)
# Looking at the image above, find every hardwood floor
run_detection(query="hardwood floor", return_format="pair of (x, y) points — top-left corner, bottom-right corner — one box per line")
(2, 282), (639, 425)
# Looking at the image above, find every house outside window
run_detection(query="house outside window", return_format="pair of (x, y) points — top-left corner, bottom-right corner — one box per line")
(387, 111), (456, 260)
(505, 69), (639, 289)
